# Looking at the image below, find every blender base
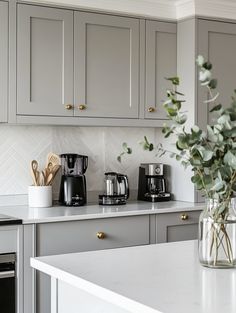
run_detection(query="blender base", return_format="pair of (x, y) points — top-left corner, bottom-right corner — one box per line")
(99, 195), (127, 205)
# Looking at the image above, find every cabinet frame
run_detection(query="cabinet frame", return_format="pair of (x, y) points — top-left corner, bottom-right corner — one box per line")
(0, 1), (8, 122)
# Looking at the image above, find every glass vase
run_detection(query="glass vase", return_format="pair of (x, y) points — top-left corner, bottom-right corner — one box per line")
(199, 198), (236, 268)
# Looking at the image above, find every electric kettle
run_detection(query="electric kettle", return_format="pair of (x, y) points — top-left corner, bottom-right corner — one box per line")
(99, 172), (129, 205)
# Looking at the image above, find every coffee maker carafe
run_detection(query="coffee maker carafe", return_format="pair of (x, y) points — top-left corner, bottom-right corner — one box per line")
(99, 172), (129, 205)
(59, 154), (88, 206)
(138, 163), (171, 202)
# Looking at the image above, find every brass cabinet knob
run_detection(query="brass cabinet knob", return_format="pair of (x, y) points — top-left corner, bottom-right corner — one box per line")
(181, 213), (189, 221)
(96, 232), (106, 239)
(148, 107), (155, 113)
(78, 104), (86, 110)
(65, 104), (73, 110)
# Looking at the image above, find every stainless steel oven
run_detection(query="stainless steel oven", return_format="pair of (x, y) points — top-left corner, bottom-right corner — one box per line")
(0, 253), (16, 313)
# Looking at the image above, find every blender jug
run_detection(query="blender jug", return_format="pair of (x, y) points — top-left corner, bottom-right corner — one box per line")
(60, 154), (88, 175)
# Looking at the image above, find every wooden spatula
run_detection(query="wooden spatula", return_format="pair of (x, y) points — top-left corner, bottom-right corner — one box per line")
(46, 153), (60, 168)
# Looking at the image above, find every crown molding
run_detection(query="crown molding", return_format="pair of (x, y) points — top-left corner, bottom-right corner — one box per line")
(25, 0), (177, 20)
(176, 0), (236, 20)
(23, 0), (236, 21)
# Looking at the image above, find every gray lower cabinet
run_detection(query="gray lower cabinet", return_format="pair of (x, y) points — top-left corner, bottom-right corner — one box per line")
(156, 210), (201, 243)
(35, 216), (150, 313)
(23, 211), (201, 313)
(0, 1), (8, 122)
(74, 12), (139, 119)
(145, 20), (176, 119)
(198, 19), (236, 128)
(17, 4), (73, 116)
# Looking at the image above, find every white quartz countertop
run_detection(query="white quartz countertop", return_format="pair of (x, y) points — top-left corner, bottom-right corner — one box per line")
(31, 240), (236, 313)
(0, 201), (203, 224)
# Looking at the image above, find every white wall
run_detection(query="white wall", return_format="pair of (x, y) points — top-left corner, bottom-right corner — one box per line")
(0, 125), (194, 202)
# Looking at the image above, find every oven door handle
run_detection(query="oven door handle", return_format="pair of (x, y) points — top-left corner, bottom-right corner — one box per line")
(0, 270), (15, 279)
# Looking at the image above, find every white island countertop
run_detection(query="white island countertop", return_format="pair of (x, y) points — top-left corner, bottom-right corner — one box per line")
(31, 240), (236, 313)
(0, 201), (203, 224)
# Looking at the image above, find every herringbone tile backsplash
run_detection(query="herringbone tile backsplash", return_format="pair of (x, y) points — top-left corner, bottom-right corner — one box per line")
(0, 125), (157, 194)
(0, 125), (194, 201)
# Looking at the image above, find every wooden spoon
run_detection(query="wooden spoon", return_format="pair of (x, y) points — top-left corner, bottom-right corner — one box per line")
(30, 160), (39, 186)
(46, 165), (61, 186)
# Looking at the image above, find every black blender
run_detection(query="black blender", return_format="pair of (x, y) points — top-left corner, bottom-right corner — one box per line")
(59, 154), (88, 206)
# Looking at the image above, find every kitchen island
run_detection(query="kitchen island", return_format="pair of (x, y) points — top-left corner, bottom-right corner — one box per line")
(31, 240), (236, 313)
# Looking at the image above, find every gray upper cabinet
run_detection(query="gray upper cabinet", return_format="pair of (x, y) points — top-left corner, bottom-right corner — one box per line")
(14, 4), (177, 125)
(145, 21), (176, 119)
(0, 1), (8, 122)
(74, 12), (139, 118)
(198, 19), (236, 128)
(17, 5), (73, 116)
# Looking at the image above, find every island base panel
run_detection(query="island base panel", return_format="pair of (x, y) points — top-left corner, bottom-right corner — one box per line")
(51, 278), (132, 313)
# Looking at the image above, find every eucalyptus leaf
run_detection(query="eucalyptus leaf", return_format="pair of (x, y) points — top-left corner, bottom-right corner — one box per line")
(224, 151), (236, 170)
(199, 69), (212, 82)
(207, 125), (218, 142)
(217, 114), (230, 124)
(211, 178), (224, 192)
(196, 55), (204, 66)
(165, 77), (179, 85)
(203, 61), (212, 70)
(210, 104), (222, 112)
(208, 79), (217, 89)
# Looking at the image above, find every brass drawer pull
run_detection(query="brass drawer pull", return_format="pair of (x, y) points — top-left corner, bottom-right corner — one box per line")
(65, 104), (73, 110)
(181, 213), (188, 221)
(96, 232), (106, 239)
(78, 104), (86, 110)
(148, 107), (155, 113)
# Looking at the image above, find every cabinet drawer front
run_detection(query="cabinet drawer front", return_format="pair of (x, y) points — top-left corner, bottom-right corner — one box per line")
(160, 210), (201, 224)
(156, 210), (201, 243)
(0, 228), (17, 254)
(37, 216), (150, 256)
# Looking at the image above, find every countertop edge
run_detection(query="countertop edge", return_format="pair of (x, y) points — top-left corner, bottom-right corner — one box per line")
(0, 201), (204, 224)
(22, 205), (204, 224)
(30, 257), (161, 313)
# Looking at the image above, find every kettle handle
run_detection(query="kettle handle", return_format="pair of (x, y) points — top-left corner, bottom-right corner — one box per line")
(123, 175), (129, 200)
(83, 156), (88, 173)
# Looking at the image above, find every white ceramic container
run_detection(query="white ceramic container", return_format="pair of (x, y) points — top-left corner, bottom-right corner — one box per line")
(28, 186), (52, 208)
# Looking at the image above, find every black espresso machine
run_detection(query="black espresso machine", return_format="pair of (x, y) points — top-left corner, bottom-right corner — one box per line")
(59, 153), (88, 206)
(138, 163), (171, 202)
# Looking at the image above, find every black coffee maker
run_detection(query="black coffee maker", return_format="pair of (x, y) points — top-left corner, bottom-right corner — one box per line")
(59, 154), (88, 206)
(138, 163), (171, 202)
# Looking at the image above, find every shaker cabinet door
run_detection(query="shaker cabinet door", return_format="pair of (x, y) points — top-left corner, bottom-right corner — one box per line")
(156, 211), (201, 243)
(0, 1), (8, 122)
(17, 5), (73, 116)
(145, 21), (176, 119)
(198, 20), (236, 129)
(74, 12), (139, 118)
